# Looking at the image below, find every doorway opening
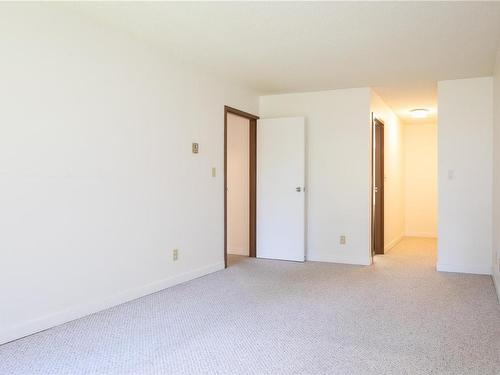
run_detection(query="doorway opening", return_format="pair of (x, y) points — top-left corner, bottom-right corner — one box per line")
(224, 106), (258, 268)
(372, 117), (384, 255)
(370, 108), (438, 263)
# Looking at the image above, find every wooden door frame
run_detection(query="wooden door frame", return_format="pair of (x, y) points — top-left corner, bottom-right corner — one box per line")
(371, 115), (385, 256)
(224, 106), (259, 268)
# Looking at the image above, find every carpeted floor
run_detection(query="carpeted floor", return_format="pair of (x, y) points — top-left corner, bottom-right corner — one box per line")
(1, 237), (499, 374)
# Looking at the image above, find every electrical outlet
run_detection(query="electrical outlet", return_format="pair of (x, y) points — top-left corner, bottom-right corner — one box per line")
(173, 249), (179, 261)
(340, 235), (346, 245)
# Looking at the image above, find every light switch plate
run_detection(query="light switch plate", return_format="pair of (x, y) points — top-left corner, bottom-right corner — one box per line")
(192, 143), (199, 154)
(211, 167), (216, 177)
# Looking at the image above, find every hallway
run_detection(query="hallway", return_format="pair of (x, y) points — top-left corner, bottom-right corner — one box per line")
(1, 238), (499, 375)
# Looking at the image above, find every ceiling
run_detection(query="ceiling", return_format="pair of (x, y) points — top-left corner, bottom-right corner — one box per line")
(73, 2), (500, 124)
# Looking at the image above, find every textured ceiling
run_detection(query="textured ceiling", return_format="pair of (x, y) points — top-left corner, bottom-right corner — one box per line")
(74, 2), (500, 123)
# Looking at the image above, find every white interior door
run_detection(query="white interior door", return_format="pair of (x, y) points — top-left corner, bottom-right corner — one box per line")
(257, 117), (305, 262)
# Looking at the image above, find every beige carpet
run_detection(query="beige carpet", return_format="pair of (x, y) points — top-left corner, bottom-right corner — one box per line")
(1, 237), (499, 374)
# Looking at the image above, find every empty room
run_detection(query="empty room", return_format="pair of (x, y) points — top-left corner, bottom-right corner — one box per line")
(1, 2), (499, 375)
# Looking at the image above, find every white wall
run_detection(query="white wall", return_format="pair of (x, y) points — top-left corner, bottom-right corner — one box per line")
(259, 88), (372, 266)
(371, 92), (405, 251)
(493, 49), (500, 296)
(404, 123), (438, 238)
(227, 114), (249, 256)
(0, 4), (258, 344)
(438, 77), (493, 275)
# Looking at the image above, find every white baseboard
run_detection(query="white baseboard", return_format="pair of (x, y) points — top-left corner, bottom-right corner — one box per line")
(307, 254), (372, 266)
(384, 234), (404, 252)
(436, 262), (491, 275)
(405, 232), (437, 238)
(0, 261), (224, 345)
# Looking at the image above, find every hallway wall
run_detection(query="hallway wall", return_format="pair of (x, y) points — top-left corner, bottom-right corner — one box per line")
(438, 77), (493, 275)
(404, 123), (437, 238)
(371, 92), (405, 251)
(493, 48), (500, 293)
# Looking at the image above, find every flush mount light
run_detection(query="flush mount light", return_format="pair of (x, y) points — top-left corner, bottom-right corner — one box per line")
(410, 108), (429, 118)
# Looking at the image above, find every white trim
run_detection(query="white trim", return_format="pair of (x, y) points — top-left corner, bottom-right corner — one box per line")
(0, 261), (224, 345)
(436, 262), (491, 275)
(384, 233), (404, 252)
(307, 254), (372, 266)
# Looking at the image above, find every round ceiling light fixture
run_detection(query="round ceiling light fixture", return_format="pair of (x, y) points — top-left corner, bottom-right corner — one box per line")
(410, 108), (429, 119)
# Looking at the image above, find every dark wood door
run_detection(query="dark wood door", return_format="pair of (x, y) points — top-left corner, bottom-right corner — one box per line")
(373, 120), (384, 255)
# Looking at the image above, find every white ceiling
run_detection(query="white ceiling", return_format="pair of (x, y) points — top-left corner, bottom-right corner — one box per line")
(73, 2), (500, 124)
(374, 84), (438, 124)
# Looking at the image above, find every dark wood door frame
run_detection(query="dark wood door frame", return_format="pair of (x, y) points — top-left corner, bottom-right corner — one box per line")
(224, 106), (259, 268)
(371, 115), (385, 256)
